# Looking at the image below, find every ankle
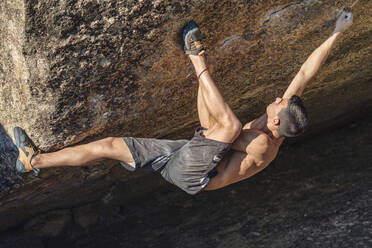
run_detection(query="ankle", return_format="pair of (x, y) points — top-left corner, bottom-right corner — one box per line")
(189, 54), (207, 70)
(197, 68), (208, 79)
(31, 153), (42, 168)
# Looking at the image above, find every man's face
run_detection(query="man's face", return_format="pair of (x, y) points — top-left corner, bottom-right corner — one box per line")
(266, 97), (289, 120)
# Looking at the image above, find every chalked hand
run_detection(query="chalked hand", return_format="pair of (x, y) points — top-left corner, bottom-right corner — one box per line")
(334, 10), (353, 34)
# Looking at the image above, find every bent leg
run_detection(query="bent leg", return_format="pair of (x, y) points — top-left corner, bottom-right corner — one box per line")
(31, 137), (134, 169)
(190, 54), (241, 143)
(197, 85), (215, 129)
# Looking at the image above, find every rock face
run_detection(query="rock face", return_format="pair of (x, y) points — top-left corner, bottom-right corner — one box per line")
(1, 0), (371, 148)
(0, 0), (371, 237)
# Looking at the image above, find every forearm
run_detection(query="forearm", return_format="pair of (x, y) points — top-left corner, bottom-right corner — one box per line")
(283, 10), (352, 98)
(300, 32), (341, 80)
(283, 32), (341, 98)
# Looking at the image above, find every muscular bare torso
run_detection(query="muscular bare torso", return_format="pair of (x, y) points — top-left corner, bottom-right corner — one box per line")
(205, 126), (284, 191)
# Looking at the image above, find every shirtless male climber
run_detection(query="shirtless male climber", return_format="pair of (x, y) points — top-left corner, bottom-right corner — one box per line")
(13, 11), (353, 195)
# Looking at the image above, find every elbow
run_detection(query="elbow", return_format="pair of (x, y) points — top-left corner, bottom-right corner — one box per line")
(298, 69), (307, 79)
(299, 67), (316, 82)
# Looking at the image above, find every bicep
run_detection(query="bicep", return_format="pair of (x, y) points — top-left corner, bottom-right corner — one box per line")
(231, 131), (269, 157)
(227, 154), (264, 185)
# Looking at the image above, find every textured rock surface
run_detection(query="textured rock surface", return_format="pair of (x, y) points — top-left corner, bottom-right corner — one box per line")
(0, 0), (371, 237)
(1, 0), (371, 148)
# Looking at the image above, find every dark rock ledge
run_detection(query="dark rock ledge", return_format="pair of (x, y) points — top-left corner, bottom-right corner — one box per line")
(0, 111), (371, 248)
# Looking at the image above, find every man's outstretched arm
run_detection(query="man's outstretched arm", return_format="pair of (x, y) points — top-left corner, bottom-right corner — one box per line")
(283, 10), (353, 98)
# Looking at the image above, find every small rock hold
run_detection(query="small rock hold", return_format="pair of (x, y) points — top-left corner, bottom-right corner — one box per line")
(100, 58), (111, 68)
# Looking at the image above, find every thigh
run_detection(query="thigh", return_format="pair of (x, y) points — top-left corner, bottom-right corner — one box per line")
(203, 124), (239, 143)
(161, 128), (231, 194)
(121, 137), (188, 171)
(198, 100), (241, 143)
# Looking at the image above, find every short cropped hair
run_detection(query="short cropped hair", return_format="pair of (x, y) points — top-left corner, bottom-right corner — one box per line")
(277, 95), (308, 137)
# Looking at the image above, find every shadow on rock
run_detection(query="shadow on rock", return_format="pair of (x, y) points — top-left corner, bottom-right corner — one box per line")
(0, 124), (21, 198)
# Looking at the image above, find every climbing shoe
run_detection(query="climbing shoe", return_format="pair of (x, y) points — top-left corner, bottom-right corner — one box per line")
(13, 127), (40, 176)
(183, 21), (205, 55)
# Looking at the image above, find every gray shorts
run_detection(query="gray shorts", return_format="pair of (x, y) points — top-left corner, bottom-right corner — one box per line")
(120, 127), (231, 195)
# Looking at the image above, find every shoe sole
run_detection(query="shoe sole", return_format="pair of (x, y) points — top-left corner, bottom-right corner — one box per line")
(13, 127), (39, 174)
(183, 21), (204, 55)
(14, 127), (24, 153)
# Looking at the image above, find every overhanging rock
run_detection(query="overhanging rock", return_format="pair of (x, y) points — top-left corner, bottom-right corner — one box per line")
(0, 0), (371, 232)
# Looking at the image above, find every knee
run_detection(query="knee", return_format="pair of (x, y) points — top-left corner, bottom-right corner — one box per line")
(231, 119), (242, 137)
(220, 115), (242, 139)
(96, 137), (116, 156)
(102, 137), (116, 146)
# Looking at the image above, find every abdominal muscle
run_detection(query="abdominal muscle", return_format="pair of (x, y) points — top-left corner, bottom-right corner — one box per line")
(205, 148), (275, 191)
(204, 150), (246, 191)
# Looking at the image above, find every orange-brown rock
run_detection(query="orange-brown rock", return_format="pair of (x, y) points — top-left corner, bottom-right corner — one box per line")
(0, 0), (371, 234)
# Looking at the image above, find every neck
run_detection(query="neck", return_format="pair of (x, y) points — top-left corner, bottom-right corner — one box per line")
(248, 114), (279, 140)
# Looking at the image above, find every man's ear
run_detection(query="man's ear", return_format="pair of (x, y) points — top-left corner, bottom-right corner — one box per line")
(273, 118), (280, 126)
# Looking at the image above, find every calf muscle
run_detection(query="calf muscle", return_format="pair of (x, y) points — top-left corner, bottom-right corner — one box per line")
(32, 137), (134, 169)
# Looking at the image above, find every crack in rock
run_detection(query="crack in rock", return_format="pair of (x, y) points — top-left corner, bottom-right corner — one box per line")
(220, 35), (242, 48)
(263, 0), (314, 24)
